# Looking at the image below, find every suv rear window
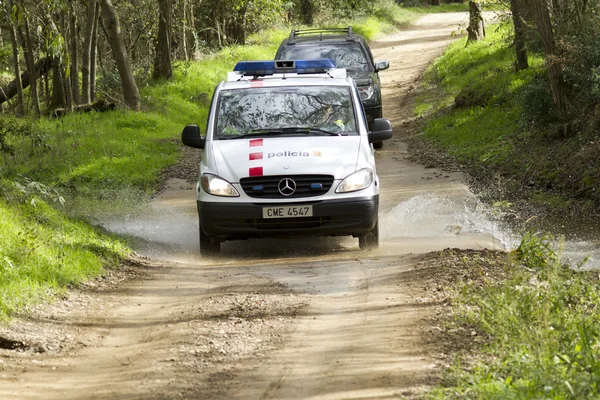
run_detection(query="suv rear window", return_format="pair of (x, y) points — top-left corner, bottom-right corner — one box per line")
(215, 86), (357, 138)
(277, 42), (371, 72)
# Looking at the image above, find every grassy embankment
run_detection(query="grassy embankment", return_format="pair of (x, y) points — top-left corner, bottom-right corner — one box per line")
(0, 4), (443, 321)
(414, 21), (600, 215)
(414, 13), (600, 400)
(429, 235), (600, 399)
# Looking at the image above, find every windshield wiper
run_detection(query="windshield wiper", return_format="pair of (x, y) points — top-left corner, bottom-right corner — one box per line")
(218, 129), (288, 139)
(283, 127), (343, 136)
(218, 127), (343, 139)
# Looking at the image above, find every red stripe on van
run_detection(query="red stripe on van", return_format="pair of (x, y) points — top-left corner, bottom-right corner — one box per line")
(249, 167), (263, 177)
(249, 152), (263, 160)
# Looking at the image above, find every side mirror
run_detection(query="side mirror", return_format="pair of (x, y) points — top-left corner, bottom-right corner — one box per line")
(375, 60), (389, 72)
(181, 125), (205, 149)
(368, 118), (393, 143)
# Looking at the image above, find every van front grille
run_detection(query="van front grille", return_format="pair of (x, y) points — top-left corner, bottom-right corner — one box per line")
(240, 175), (334, 199)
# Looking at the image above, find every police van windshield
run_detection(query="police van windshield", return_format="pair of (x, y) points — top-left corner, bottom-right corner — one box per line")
(277, 42), (370, 72)
(215, 86), (357, 139)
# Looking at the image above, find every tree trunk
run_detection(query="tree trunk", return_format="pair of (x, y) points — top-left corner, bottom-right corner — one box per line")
(7, 21), (25, 116)
(69, 6), (80, 105)
(91, 1), (100, 102)
(45, 13), (68, 110)
(0, 57), (53, 106)
(510, 0), (529, 71)
(22, 15), (41, 116)
(531, 0), (568, 116)
(82, 0), (97, 104)
(187, 0), (195, 59)
(153, 0), (173, 79)
(99, 0), (141, 111)
(467, 1), (485, 42)
(431, 0), (440, 5)
(61, 11), (73, 111)
(181, 0), (188, 61)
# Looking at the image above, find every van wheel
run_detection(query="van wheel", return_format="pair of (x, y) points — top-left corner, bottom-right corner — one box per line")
(373, 141), (384, 149)
(359, 221), (379, 250)
(199, 226), (220, 256)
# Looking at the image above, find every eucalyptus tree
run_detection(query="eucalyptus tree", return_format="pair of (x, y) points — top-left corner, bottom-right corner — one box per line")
(509, 0), (528, 71)
(2, 0), (25, 115)
(531, 0), (568, 117)
(99, 0), (140, 111)
(81, 0), (98, 104)
(153, 0), (172, 80)
(68, 1), (80, 105)
(17, 4), (41, 116)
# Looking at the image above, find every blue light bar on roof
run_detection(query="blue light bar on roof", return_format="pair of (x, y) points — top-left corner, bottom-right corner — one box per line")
(233, 61), (275, 76)
(233, 59), (336, 76)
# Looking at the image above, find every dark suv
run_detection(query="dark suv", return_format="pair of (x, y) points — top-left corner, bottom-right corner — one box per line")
(275, 27), (389, 148)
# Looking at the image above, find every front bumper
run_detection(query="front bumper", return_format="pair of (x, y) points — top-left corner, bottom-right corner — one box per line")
(198, 196), (379, 241)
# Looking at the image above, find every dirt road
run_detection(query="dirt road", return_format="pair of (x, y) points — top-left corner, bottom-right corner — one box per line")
(0, 13), (505, 399)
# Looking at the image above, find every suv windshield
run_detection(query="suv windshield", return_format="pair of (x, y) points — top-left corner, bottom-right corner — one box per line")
(277, 42), (370, 72)
(215, 86), (357, 139)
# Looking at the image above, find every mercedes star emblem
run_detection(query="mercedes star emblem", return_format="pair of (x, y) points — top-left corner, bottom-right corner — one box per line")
(278, 178), (296, 196)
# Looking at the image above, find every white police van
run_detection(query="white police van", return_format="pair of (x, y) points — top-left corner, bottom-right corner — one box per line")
(181, 59), (392, 255)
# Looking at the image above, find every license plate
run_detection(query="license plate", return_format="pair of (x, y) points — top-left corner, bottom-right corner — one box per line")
(262, 205), (313, 219)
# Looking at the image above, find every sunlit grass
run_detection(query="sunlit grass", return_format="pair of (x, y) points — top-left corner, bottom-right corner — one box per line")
(0, 192), (128, 320)
(428, 234), (600, 399)
(416, 23), (546, 171)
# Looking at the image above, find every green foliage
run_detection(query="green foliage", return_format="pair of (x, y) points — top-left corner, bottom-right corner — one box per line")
(430, 234), (600, 399)
(415, 16), (600, 211)
(556, 8), (600, 133)
(0, 116), (36, 156)
(195, 0), (287, 46)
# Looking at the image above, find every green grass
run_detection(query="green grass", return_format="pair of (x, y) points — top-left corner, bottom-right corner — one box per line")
(0, 181), (128, 320)
(414, 23), (550, 183)
(429, 234), (600, 399)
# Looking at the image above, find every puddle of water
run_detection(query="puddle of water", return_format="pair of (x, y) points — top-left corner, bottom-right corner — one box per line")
(95, 189), (600, 270)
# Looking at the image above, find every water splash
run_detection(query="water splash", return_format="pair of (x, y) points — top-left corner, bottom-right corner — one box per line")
(380, 194), (600, 270)
(380, 195), (518, 249)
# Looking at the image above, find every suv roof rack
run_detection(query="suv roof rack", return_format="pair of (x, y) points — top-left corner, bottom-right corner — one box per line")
(288, 27), (354, 44)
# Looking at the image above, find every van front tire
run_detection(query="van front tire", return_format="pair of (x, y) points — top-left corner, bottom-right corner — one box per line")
(359, 221), (379, 250)
(199, 226), (220, 256)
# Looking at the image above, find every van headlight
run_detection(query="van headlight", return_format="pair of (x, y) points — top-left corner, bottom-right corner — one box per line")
(336, 168), (373, 193)
(201, 174), (240, 197)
